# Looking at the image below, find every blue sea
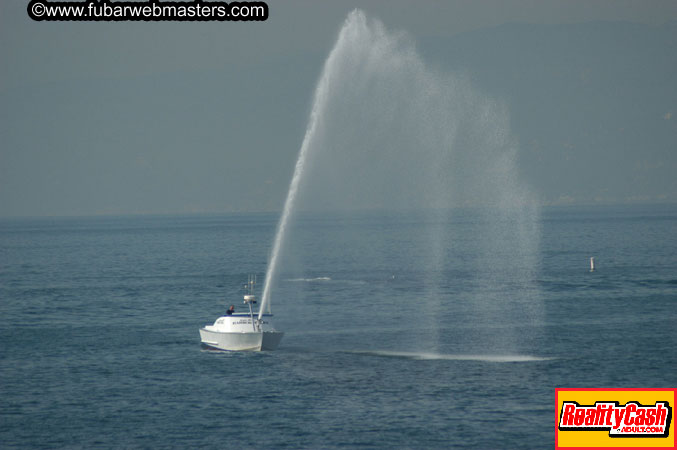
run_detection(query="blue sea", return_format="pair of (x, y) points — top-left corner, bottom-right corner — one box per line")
(1, 204), (676, 448)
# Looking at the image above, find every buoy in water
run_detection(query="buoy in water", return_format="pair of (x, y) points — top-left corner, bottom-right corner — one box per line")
(590, 257), (595, 272)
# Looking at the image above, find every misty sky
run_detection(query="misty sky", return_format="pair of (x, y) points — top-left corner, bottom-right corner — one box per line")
(1, 0), (676, 216)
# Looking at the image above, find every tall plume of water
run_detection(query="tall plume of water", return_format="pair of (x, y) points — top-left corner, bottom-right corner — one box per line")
(261, 9), (542, 353)
(258, 13), (338, 317)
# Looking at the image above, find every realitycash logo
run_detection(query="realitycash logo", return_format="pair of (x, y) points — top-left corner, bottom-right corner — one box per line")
(559, 401), (671, 437)
(556, 388), (676, 449)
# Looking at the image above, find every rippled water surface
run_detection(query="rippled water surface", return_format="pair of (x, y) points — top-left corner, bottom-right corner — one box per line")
(1, 205), (675, 448)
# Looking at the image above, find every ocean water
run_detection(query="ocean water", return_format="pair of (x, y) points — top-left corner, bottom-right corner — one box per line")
(1, 205), (675, 448)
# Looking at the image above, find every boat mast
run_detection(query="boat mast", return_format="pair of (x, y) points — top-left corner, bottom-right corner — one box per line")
(244, 274), (260, 331)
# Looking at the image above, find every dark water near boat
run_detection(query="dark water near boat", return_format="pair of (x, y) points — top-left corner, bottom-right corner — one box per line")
(1, 205), (675, 448)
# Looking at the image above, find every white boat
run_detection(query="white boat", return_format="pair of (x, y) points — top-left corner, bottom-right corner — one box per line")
(199, 275), (284, 351)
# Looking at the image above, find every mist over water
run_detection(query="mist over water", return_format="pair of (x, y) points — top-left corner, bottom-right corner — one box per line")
(263, 10), (542, 353)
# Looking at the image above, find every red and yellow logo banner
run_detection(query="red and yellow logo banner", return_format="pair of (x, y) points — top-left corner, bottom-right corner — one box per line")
(556, 388), (675, 448)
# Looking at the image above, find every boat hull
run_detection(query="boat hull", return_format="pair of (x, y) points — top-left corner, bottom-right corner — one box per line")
(199, 328), (284, 352)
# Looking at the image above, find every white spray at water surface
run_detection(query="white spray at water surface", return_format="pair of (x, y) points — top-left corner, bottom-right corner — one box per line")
(260, 10), (542, 354)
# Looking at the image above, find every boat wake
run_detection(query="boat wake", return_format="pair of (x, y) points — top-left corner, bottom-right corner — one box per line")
(350, 350), (554, 363)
